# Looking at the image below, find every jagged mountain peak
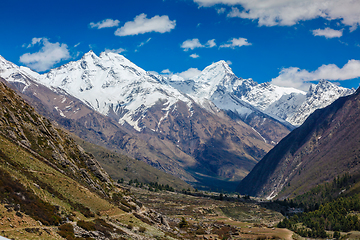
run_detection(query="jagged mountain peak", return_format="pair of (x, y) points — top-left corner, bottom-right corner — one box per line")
(189, 60), (242, 99)
(308, 79), (354, 96)
(194, 60), (235, 83)
(82, 49), (97, 58)
(29, 51), (191, 131)
(204, 60), (233, 74)
(285, 80), (356, 126)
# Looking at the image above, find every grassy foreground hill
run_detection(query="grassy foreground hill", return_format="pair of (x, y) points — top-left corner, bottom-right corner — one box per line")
(0, 79), (177, 239)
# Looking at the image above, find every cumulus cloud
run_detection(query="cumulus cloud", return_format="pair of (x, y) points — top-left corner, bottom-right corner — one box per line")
(206, 39), (216, 48)
(104, 48), (126, 54)
(177, 68), (202, 79)
(160, 68), (202, 80)
(181, 39), (203, 51)
(20, 38), (71, 72)
(181, 38), (216, 51)
(161, 69), (172, 74)
(271, 60), (360, 90)
(194, 0), (360, 30)
(90, 19), (120, 29)
(312, 27), (343, 38)
(115, 13), (176, 36)
(27, 37), (43, 48)
(220, 37), (251, 48)
(190, 53), (200, 58)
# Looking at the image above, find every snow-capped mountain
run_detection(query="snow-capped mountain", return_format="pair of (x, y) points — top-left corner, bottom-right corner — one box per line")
(2, 52), (353, 132)
(286, 80), (355, 126)
(167, 60), (354, 127)
(34, 51), (193, 131)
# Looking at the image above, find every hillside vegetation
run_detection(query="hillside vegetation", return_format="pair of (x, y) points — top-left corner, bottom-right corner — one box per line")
(0, 80), (177, 239)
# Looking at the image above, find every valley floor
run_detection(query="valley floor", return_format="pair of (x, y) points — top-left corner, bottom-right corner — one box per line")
(131, 187), (294, 239)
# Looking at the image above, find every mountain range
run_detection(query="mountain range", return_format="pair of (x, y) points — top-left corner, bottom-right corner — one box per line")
(0, 51), (355, 191)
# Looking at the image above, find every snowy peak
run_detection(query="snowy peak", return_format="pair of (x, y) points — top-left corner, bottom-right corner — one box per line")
(40, 51), (149, 92)
(32, 51), (192, 131)
(202, 60), (234, 76)
(190, 60), (242, 99)
(0, 55), (20, 78)
(193, 60), (235, 85)
(307, 79), (354, 98)
(286, 80), (355, 126)
(0, 55), (40, 85)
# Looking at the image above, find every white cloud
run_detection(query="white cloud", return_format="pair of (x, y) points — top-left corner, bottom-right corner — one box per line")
(27, 37), (43, 48)
(181, 39), (204, 51)
(138, 38), (152, 47)
(104, 48), (126, 54)
(271, 60), (360, 90)
(161, 69), (172, 74)
(177, 68), (202, 80)
(220, 37), (251, 48)
(206, 39), (216, 48)
(217, 7), (226, 14)
(74, 42), (81, 47)
(190, 53), (200, 58)
(115, 13), (176, 36)
(90, 19), (120, 29)
(161, 68), (201, 80)
(181, 38), (216, 51)
(226, 60), (233, 65)
(20, 38), (70, 72)
(312, 27), (343, 38)
(194, 0), (360, 30)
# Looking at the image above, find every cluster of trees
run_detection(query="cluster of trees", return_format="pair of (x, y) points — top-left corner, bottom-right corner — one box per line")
(278, 195), (360, 238)
(148, 181), (175, 192)
(294, 173), (356, 209)
(276, 173), (360, 238)
(118, 178), (175, 192)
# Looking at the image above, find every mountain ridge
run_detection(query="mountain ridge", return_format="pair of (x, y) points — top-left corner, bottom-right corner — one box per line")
(237, 87), (360, 199)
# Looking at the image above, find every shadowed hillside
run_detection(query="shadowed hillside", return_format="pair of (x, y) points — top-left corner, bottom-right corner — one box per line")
(238, 88), (360, 199)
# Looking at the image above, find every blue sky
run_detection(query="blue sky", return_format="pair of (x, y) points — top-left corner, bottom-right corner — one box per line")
(1, 0), (360, 90)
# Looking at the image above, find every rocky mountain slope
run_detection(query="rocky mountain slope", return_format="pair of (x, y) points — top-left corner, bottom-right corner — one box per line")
(0, 79), (177, 239)
(237, 88), (360, 199)
(0, 52), (354, 191)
